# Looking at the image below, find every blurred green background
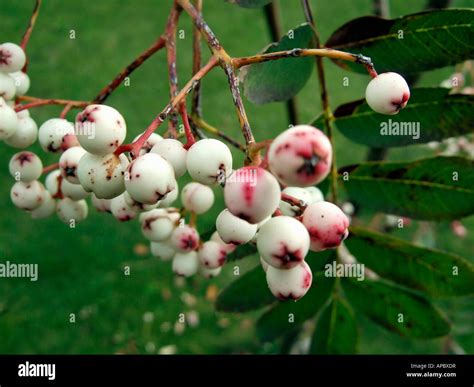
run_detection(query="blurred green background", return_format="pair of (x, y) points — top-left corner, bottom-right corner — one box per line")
(0, 0), (472, 354)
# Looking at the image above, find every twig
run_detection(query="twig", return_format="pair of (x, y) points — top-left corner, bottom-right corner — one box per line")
(20, 0), (42, 51)
(301, 0), (339, 203)
(42, 162), (59, 175)
(15, 97), (89, 112)
(60, 103), (74, 119)
(191, 0), (203, 117)
(179, 104), (196, 149)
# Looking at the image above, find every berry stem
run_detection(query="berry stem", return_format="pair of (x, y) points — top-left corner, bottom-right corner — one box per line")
(179, 104), (196, 149)
(42, 162), (59, 175)
(59, 103), (74, 119)
(92, 36), (166, 104)
(20, 0), (42, 52)
(191, 0), (203, 118)
(14, 97), (89, 112)
(280, 193), (308, 210)
(190, 116), (246, 152)
(301, 0), (338, 204)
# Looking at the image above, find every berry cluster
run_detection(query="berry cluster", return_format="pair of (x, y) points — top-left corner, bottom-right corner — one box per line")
(0, 31), (410, 302)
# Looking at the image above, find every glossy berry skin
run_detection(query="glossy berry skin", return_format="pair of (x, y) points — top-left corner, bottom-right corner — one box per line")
(123, 191), (158, 213)
(216, 209), (257, 245)
(56, 198), (88, 224)
(170, 225), (199, 252)
(186, 139), (233, 185)
(9, 71), (30, 96)
(150, 240), (176, 261)
(10, 180), (45, 211)
(38, 118), (77, 153)
(181, 182), (214, 214)
(266, 261), (312, 301)
(305, 186), (324, 204)
(151, 139), (187, 178)
(140, 209), (176, 242)
(0, 98), (18, 140)
(110, 193), (138, 222)
(61, 178), (89, 201)
(198, 241), (227, 269)
(31, 191), (56, 219)
(78, 152), (128, 199)
(257, 216), (310, 269)
(365, 72), (410, 115)
(172, 251), (199, 277)
(125, 153), (176, 205)
(200, 266), (222, 279)
(9, 151), (43, 182)
(280, 186), (312, 217)
(59, 146), (87, 184)
(224, 166), (281, 224)
(133, 132), (163, 155)
(0, 71), (16, 100)
(4, 116), (37, 148)
(75, 104), (126, 155)
(45, 170), (61, 197)
(0, 43), (26, 73)
(158, 183), (179, 208)
(302, 201), (349, 252)
(268, 125), (332, 187)
(91, 194), (111, 213)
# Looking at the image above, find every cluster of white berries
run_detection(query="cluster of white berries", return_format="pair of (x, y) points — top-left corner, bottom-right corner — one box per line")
(1, 63), (410, 301)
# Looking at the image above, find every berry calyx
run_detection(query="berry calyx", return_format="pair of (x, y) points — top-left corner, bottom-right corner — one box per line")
(38, 118), (76, 153)
(365, 72), (410, 115)
(170, 225), (200, 252)
(59, 146), (87, 184)
(198, 241), (227, 269)
(9, 151), (43, 182)
(0, 43), (26, 73)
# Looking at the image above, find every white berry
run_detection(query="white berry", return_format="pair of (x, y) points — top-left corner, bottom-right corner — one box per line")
(45, 170), (61, 196)
(170, 225), (199, 252)
(31, 191), (56, 219)
(123, 191), (158, 212)
(9, 151), (42, 182)
(210, 231), (236, 254)
(0, 97), (18, 139)
(9, 71), (30, 96)
(216, 209), (257, 245)
(305, 186), (324, 203)
(200, 266), (222, 279)
(125, 153), (176, 205)
(56, 198), (88, 224)
(186, 139), (232, 185)
(181, 182), (214, 214)
(91, 193), (111, 213)
(0, 43), (26, 73)
(4, 116), (37, 148)
(0, 71), (16, 100)
(75, 104), (126, 155)
(198, 241), (227, 269)
(10, 180), (45, 211)
(158, 183), (179, 208)
(59, 146), (87, 184)
(280, 186), (312, 217)
(257, 216), (310, 269)
(151, 138), (187, 178)
(302, 201), (350, 252)
(150, 240), (176, 261)
(268, 125), (332, 187)
(133, 132), (163, 155)
(224, 166), (281, 224)
(110, 193), (138, 222)
(38, 118), (76, 153)
(365, 72), (410, 115)
(61, 178), (89, 201)
(140, 209), (176, 242)
(172, 251), (199, 277)
(266, 261), (312, 300)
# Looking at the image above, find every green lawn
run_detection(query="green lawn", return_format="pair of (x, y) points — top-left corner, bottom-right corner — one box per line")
(0, 0), (472, 354)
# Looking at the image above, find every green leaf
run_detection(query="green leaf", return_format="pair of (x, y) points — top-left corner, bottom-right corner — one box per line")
(242, 24), (314, 104)
(346, 227), (474, 297)
(226, 243), (258, 262)
(332, 88), (474, 148)
(216, 265), (275, 312)
(326, 9), (474, 74)
(339, 156), (474, 220)
(226, 0), (273, 8)
(343, 278), (450, 338)
(256, 272), (334, 342)
(310, 297), (357, 354)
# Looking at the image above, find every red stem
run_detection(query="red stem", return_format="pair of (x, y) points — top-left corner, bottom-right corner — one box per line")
(42, 162), (59, 175)
(281, 193), (308, 209)
(180, 104), (196, 149)
(15, 99), (88, 112)
(20, 0), (42, 51)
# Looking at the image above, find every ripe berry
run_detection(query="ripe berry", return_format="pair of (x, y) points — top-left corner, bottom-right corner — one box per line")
(91, 193), (111, 213)
(186, 139), (232, 185)
(224, 166), (281, 224)
(365, 72), (410, 115)
(59, 146), (87, 184)
(268, 125), (332, 187)
(172, 251), (199, 277)
(45, 170), (61, 197)
(133, 132), (163, 155)
(260, 256), (269, 272)
(77, 152), (128, 199)
(280, 186), (312, 217)
(9, 71), (30, 96)
(56, 198), (88, 224)
(0, 43), (26, 73)
(4, 116), (37, 148)
(0, 97), (18, 140)
(305, 186), (324, 203)
(200, 266), (222, 279)
(110, 193), (138, 222)
(125, 153), (176, 205)
(170, 225), (199, 252)
(158, 185), (179, 209)
(123, 191), (158, 212)
(61, 178), (89, 201)
(38, 118), (76, 153)
(257, 216), (310, 269)
(150, 240), (176, 261)
(140, 209), (176, 242)
(151, 138), (187, 178)
(266, 261), (312, 300)
(0, 71), (16, 100)
(198, 241), (227, 269)
(181, 182), (214, 214)
(31, 191), (56, 219)
(9, 151), (43, 182)
(10, 180), (45, 211)
(216, 209), (257, 245)
(210, 231), (236, 254)
(301, 201), (349, 252)
(75, 104), (126, 155)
